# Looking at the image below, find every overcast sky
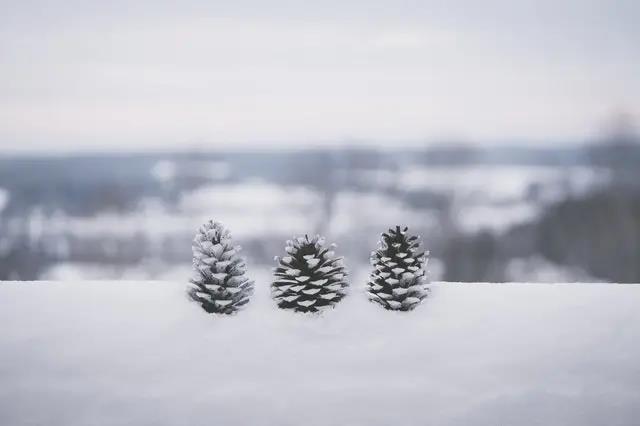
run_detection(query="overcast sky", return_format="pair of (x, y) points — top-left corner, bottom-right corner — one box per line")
(0, 0), (638, 152)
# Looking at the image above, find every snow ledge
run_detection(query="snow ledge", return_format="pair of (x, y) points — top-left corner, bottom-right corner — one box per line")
(1, 281), (639, 425)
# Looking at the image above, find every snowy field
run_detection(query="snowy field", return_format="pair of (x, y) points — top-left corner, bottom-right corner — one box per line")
(1, 281), (639, 426)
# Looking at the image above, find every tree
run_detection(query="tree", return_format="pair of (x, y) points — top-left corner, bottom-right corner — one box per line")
(188, 220), (254, 314)
(588, 111), (640, 185)
(366, 226), (429, 311)
(272, 234), (348, 313)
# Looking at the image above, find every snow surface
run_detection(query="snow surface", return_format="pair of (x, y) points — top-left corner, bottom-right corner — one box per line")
(1, 281), (639, 426)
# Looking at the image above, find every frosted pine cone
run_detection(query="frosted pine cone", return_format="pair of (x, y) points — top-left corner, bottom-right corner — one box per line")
(272, 235), (348, 313)
(188, 220), (254, 314)
(366, 226), (429, 311)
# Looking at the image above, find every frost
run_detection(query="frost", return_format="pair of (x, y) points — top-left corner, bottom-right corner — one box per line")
(306, 258), (321, 268)
(211, 244), (224, 258)
(200, 241), (214, 251)
(200, 257), (217, 266)
(366, 291), (381, 300)
(392, 287), (408, 296)
(320, 292), (337, 300)
(228, 276), (249, 286)
(211, 273), (227, 281)
(402, 297), (421, 305)
(285, 269), (302, 277)
(406, 284), (426, 293)
(215, 261), (232, 271)
(401, 272), (415, 281)
(387, 300), (402, 309)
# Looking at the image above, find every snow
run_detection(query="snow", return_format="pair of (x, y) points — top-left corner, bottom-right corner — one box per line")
(151, 160), (231, 183)
(328, 191), (438, 236)
(397, 165), (609, 203)
(455, 202), (540, 234)
(394, 165), (611, 234)
(180, 181), (324, 238)
(1, 165), (609, 282)
(1, 280), (639, 425)
(41, 262), (192, 281)
(150, 160), (177, 183)
(16, 181), (323, 242)
(505, 256), (603, 283)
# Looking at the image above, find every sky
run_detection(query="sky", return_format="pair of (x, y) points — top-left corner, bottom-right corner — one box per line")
(0, 0), (639, 152)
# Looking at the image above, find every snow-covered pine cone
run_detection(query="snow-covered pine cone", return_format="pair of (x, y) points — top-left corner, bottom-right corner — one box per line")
(272, 235), (348, 313)
(366, 226), (429, 311)
(188, 220), (254, 314)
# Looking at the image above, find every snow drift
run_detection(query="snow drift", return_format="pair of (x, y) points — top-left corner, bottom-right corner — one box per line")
(1, 280), (639, 426)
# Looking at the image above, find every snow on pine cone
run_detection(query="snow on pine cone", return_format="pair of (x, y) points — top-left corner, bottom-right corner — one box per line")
(366, 226), (429, 311)
(188, 220), (254, 314)
(272, 235), (348, 313)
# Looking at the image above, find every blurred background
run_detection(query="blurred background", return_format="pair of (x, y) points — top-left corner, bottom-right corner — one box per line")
(1, 0), (639, 283)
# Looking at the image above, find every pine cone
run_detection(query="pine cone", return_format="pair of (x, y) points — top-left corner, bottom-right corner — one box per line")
(366, 226), (429, 311)
(272, 235), (348, 313)
(188, 220), (254, 314)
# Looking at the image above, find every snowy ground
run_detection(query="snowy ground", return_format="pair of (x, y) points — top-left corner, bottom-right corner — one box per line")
(1, 280), (639, 426)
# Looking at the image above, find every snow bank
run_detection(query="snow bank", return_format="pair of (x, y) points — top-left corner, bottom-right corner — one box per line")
(1, 281), (639, 426)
